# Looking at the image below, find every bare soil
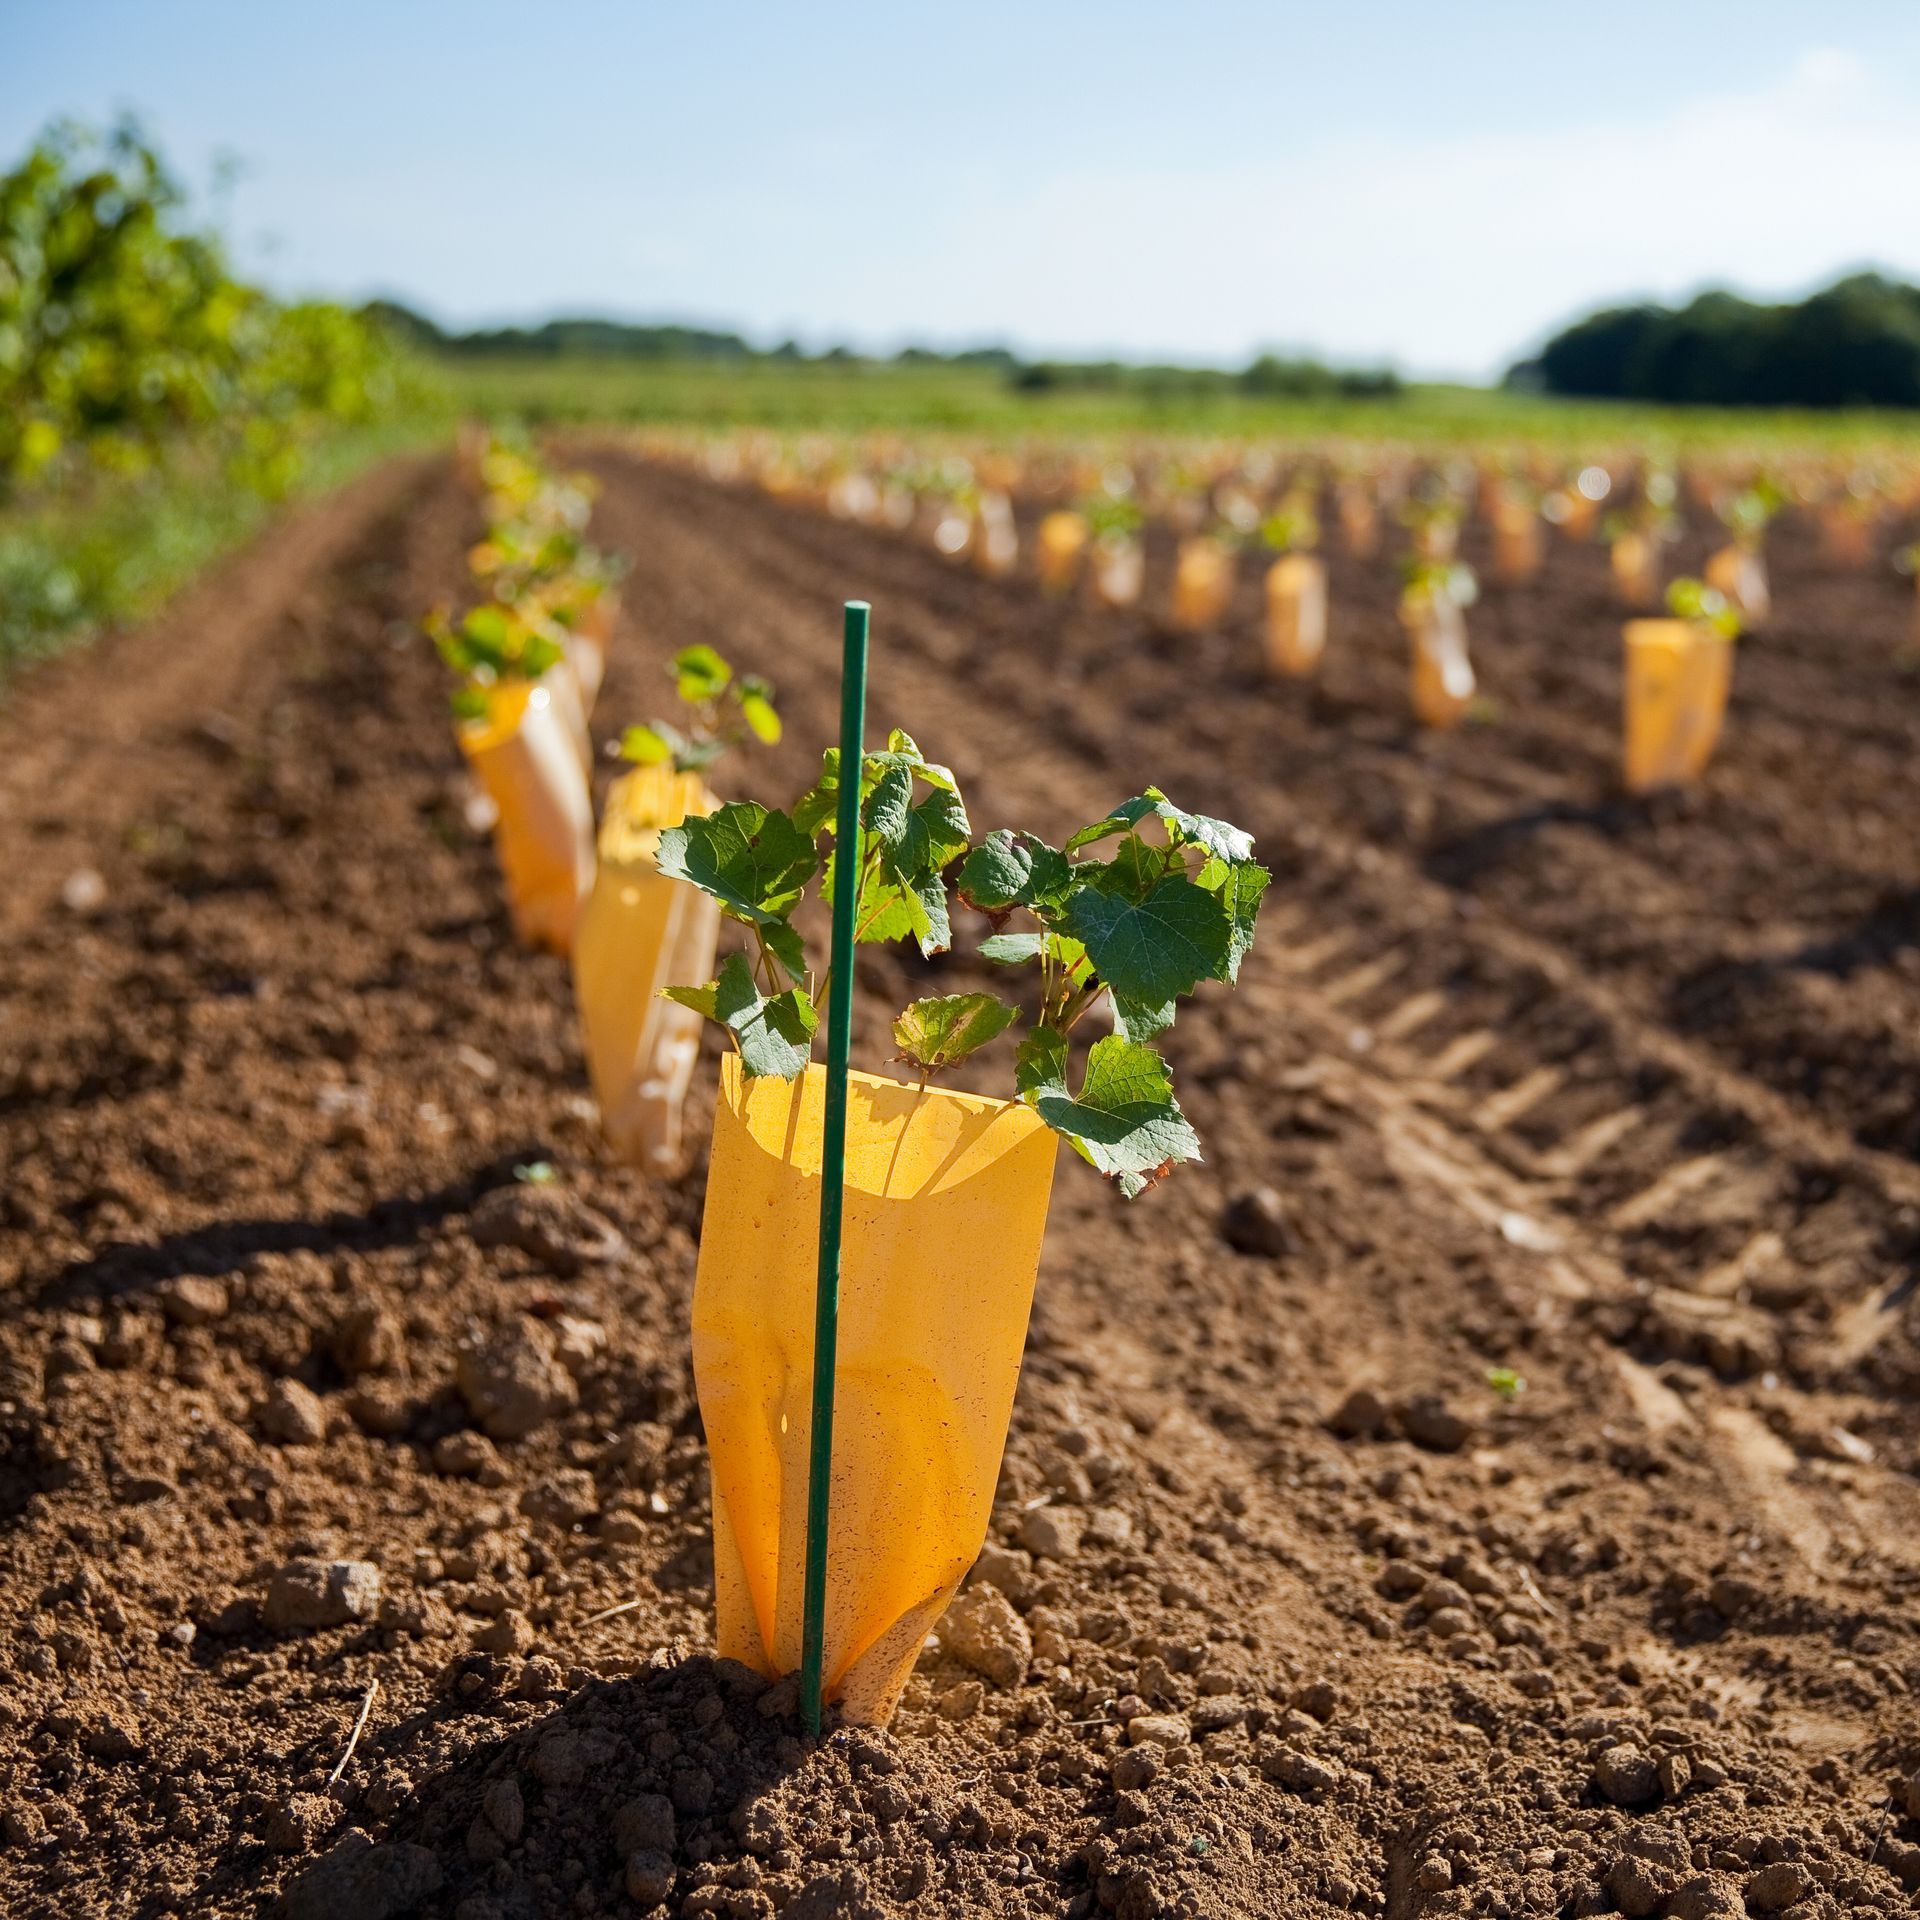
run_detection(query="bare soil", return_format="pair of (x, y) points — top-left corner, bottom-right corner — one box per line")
(0, 448), (1917, 1920)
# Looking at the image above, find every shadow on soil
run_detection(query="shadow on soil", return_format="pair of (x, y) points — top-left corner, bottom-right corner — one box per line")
(26, 1146), (568, 1310)
(249, 1654), (877, 1920)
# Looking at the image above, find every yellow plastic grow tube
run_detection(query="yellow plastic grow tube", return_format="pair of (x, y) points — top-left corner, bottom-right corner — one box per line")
(1623, 619), (1733, 793)
(456, 679), (596, 954)
(1264, 554), (1327, 677)
(572, 765), (720, 1174)
(1402, 595), (1476, 730)
(693, 1057), (1058, 1725)
(1171, 536), (1234, 631)
(1036, 510), (1089, 593)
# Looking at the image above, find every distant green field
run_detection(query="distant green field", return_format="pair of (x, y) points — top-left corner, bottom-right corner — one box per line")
(443, 354), (1920, 455)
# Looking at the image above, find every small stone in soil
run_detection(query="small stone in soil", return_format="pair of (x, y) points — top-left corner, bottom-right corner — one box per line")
(1126, 1713), (1190, 1747)
(1111, 1746), (1162, 1790)
(482, 1778), (524, 1842)
(1328, 1387), (1389, 1438)
(1708, 1572), (1762, 1621)
(432, 1431), (509, 1484)
(469, 1182), (626, 1277)
(60, 867), (108, 915)
(1018, 1505), (1086, 1559)
(263, 1559), (381, 1632)
(159, 1275), (228, 1327)
(454, 1318), (578, 1441)
(1295, 1680), (1339, 1721)
(1395, 1394), (1474, 1452)
(259, 1378), (329, 1446)
(344, 1385), (411, 1437)
(551, 1314), (606, 1375)
(940, 1584), (1032, 1689)
(611, 1791), (675, 1855)
(970, 1542), (1034, 1602)
(1744, 1862), (1812, 1912)
(623, 1849), (674, 1908)
(1420, 1575), (1474, 1613)
(936, 1679), (984, 1721)
(1592, 1743), (1661, 1808)
(282, 1832), (442, 1920)
(1219, 1186), (1293, 1257)
(1263, 1745), (1341, 1793)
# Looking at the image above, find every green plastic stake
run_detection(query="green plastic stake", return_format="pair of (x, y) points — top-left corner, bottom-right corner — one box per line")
(799, 599), (869, 1735)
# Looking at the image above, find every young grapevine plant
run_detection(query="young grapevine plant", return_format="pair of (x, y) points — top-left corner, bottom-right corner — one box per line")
(657, 734), (1268, 1196)
(427, 602), (565, 719)
(621, 644), (781, 773)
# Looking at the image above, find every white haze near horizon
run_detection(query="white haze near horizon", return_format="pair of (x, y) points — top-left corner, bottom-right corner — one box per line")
(5, 10), (1919, 384)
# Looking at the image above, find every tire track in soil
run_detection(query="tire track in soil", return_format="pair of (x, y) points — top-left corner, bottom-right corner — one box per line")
(0, 452), (1912, 1920)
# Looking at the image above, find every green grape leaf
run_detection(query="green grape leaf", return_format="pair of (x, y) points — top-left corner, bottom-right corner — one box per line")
(892, 993), (1019, 1073)
(621, 722), (676, 766)
(1110, 992), (1176, 1043)
(793, 750), (843, 837)
(661, 980), (719, 1020)
(762, 919), (808, 985)
(1092, 833), (1184, 902)
(979, 931), (1045, 965)
(1195, 856), (1270, 983)
(877, 862), (952, 955)
(738, 679), (781, 744)
(1063, 872), (1231, 1015)
(656, 802), (815, 928)
(673, 644), (731, 702)
(711, 950), (817, 1080)
(957, 830), (1074, 914)
(896, 785), (971, 878)
(1032, 1036), (1200, 1198)
(870, 728), (958, 793)
(1050, 931), (1093, 982)
(1065, 788), (1254, 865)
(1015, 1024), (1069, 1099)
(861, 764), (915, 846)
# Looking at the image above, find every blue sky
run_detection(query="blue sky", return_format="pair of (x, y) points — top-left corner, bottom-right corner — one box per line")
(8, 2), (1920, 378)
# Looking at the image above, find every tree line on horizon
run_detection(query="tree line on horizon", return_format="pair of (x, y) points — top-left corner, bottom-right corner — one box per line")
(365, 301), (1403, 401)
(372, 270), (1920, 413)
(1511, 271), (1920, 409)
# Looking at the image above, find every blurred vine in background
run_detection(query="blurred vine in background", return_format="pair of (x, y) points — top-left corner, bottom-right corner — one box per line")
(0, 115), (442, 675)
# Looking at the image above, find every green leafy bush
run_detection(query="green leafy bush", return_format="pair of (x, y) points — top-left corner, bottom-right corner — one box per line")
(0, 116), (433, 671)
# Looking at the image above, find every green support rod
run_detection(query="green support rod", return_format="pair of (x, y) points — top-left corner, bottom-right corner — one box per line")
(799, 598), (870, 1735)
